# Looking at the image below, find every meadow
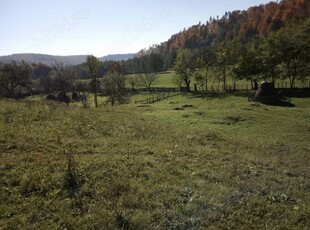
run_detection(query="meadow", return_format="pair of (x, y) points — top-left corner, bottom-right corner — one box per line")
(0, 91), (310, 229)
(127, 70), (307, 91)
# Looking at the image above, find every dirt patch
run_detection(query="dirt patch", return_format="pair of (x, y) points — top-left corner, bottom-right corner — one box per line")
(225, 116), (245, 123)
(181, 114), (190, 118)
(174, 105), (194, 111)
(194, 111), (205, 116)
(182, 105), (194, 109)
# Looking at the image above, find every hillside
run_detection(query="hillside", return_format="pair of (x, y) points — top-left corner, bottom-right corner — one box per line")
(0, 53), (135, 66)
(148, 0), (310, 55)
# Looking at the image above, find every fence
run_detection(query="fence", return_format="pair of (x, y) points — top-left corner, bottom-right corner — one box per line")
(195, 81), (310, 92)
(127, 87), (179, 93)
(135, 91), (181, 104)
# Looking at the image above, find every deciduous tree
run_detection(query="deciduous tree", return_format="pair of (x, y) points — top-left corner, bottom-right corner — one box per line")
(49, 62), (74, 93)
(174, 48), (194, 92)
(195, 48), (216, 91)
(86, 55), (100, 108)
(0, 61), (32, 98)
(233, 47), (261, 89)
(101, 62), (128, 106)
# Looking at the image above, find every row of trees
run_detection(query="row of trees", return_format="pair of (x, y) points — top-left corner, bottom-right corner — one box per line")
(0, 53), (163, 105)
(173, 18), (310, 91)
(0, 61), (79, 98)
(0, 56), (128, 107)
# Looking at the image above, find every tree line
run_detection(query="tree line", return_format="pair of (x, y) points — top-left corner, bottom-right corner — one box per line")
(147, 0), (309, 61)
(0, 51), (166, 103)
(173, 18), (310, 92)
(0, 51), (167, 107)
(0, 56), (128, 107)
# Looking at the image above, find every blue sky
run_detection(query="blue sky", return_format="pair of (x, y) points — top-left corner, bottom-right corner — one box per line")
(0, 0), (273, 57)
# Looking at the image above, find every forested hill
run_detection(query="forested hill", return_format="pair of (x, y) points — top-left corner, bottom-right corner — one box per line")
(147, 0), (309, 56)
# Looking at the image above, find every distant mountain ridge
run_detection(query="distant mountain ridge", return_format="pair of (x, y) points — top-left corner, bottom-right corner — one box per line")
(0, 53), (135, 66)
(99, 54), (136, 62)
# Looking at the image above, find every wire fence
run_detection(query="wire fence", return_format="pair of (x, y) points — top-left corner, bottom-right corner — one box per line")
(134, 91), (181, 104)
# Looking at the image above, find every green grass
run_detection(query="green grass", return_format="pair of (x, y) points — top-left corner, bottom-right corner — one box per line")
(126, 71), (178, 89)
(154, 71), (177, 88)
(0, 94), (310, 229)
(127, 70), (307, 91)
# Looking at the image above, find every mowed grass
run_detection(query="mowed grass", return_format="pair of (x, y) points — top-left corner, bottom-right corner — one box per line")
(0, 93), (310, 229)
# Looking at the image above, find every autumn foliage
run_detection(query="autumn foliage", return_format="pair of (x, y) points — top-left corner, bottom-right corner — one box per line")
(150, 0), (310, 55)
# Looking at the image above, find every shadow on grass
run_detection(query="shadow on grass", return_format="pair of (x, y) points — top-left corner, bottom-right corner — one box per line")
(259, 100), (295, 107)
(185, 88), (310, 100)
(281, 88), (310, 98)
(184, 91), (296, 107)
(185, 91), (255, 100)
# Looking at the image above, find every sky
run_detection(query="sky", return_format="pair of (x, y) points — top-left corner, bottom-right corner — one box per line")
(0, 0), (274, 57)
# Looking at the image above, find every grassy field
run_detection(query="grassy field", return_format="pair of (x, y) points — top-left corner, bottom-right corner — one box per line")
(0, 93), (310, 229)
(127, 70), (249, 89)
(126, 71), (178, 89)
(127, 70), (308, 91)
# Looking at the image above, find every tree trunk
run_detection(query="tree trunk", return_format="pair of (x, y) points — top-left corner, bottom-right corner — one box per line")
(186, 80), (191, 92)
(231, 75), (236, 91)
(223, 67), (226, 91)
(291, 61), (298, 89)
(254, 80), (258, 90)
(250, 79), (254, 90)
(148, 84), (152, 93)
(92, 77), (98, 108)
(205, 68), (208, 91)
(10, 83), (15, 98)
(94, 92), (98, 108)
(290, 77), (296, 89)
